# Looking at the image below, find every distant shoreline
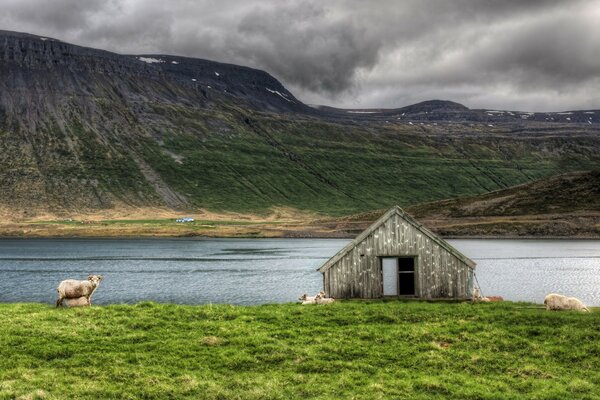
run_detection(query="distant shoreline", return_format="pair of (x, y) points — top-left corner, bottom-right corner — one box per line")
(0, 233), (599, 240)
(1, 209), (599, 240)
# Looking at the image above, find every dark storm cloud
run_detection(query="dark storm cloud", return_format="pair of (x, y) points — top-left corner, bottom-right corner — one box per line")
(233, 3), (381, 93)
(0, 0), (598, 110)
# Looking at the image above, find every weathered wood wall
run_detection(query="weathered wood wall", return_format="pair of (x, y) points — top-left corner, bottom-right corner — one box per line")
(323, 213), (473, 299)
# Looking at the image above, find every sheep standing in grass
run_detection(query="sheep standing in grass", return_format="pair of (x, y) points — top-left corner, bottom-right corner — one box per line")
(544, 293), (589, 312)
(56, 275), (103, 307)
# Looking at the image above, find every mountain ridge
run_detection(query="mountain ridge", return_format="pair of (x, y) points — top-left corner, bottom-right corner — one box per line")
(0, 29), (599, 223)
(3, 29), (599, 118)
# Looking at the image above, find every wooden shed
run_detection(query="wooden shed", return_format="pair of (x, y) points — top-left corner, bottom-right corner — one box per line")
(318, 206), (476, 299)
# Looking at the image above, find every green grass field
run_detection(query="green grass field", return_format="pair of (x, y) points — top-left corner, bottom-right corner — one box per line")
(0, 301), (598, 399)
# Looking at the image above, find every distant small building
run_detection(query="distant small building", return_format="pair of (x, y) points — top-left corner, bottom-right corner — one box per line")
(176, 217), (195, 223)
(318, 206), (475, 299)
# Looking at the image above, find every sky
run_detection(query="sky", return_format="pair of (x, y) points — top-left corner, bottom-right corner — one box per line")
(1, 0), (599, 111)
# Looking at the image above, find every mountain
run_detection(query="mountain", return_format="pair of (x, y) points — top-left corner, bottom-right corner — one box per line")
(406, 170), (600, 237)
(315, 99), (600, 124)
(1, 30), (599, 220)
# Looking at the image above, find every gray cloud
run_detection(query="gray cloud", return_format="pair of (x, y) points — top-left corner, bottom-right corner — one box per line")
(0, 0), (598, 111)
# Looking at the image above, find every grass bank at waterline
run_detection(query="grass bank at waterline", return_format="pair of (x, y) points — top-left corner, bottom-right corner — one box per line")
(0, 302), (598, 399)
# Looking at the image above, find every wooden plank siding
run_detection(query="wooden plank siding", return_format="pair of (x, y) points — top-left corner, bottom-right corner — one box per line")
(320, 207), (475, 299)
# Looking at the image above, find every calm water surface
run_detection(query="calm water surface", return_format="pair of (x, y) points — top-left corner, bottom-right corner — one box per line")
(0, 238), (598, 305)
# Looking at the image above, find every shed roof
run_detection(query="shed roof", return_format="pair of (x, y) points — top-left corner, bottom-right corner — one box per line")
(318, 206), (476, 273)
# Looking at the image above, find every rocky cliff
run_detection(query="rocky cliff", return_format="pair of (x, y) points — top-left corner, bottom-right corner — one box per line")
(1, 30), (599, 218)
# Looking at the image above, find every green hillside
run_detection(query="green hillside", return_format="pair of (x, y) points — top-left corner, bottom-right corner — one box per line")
(1, 30), (600, 218)
(137, 106), (600, 215)
(4, 99), (600, 217)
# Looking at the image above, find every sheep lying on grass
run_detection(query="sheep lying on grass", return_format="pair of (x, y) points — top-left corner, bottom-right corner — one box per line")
(544, 293), (589, 312)
(315, 292), (335, 304)
(472, 287), (490, 302)
(299, 291), (335, 305)
(472, 287), (503, 303)
(64, 297), (90, 307)
(56, 275), (103, 307)
(298, 293), (317, 305)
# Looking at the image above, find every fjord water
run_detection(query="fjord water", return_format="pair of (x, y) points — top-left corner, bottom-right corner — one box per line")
(0, 239), (598, 306)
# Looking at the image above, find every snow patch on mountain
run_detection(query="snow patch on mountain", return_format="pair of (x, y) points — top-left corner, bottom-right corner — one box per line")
(266, 88), (293, 103)
(138, 57), (164, 64)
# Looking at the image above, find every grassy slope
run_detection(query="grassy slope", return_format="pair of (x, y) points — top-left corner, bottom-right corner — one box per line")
(3, 170), (600, 238)
(2, 37), (600, 218)
(3, 92), (600, 219)
(409, 170), (600, 217)
(406, 170), (600, 237)
(140, 107), (600, 216)
(0, 301), (598, 399)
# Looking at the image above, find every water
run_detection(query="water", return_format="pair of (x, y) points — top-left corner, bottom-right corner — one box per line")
(0, 238), (340, 305)
(448, 239), (600, 306)
(0, 238), (598, 306)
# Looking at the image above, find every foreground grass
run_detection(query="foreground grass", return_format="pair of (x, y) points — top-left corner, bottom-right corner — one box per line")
(0, 301), (598, 399)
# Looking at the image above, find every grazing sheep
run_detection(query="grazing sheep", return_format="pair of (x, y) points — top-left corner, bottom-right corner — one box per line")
(566, 297), (590, 311)
(544, 293), (589, 312)
(56, 275), (103, 307)
(65, 297), (90, 307)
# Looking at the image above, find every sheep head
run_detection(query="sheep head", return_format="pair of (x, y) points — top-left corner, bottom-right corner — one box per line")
(87, 275), (103, 286)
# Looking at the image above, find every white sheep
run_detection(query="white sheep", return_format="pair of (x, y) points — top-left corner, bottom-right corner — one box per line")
(64, 297), (90, 307)
(56, 275), (103, 307)
(299, 291), (330, 305)
(544, 293), (589, 312)
(299, 293), (317, 303)
(472, 287), (490, 302)
(315, 292), (335, 305)
(299, 294), (316, 305)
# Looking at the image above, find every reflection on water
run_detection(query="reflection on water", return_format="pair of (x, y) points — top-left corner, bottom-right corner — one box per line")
(0, 238), (598, 306)
(449, 239), (600, 307)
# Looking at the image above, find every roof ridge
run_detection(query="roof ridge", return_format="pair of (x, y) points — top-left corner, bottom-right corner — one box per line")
(317, 205), (475, 273)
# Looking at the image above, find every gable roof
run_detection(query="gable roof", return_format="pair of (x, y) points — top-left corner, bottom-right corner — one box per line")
(318, 206), (476, 273)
